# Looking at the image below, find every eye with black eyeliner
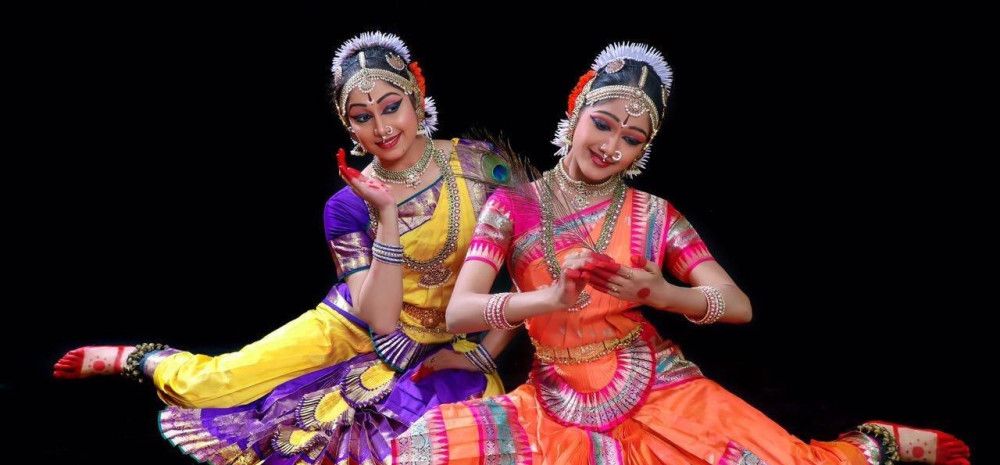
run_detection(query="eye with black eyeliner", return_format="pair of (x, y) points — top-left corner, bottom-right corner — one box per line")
(623, 136), (643, 146)
(351, 112), (373, 124)
(591, 116), (612, 131)
(383, 100), (401, 114)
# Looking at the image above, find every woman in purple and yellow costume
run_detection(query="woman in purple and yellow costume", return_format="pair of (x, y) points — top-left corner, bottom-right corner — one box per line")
(391, 43), (971, 465)
(53, 31), (517, 465)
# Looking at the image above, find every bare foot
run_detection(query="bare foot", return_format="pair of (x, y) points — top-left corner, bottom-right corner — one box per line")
(53, 346), (135, 379)
(869, 421), (971, 465)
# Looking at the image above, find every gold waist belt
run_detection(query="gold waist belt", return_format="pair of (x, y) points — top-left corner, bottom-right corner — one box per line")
(401, 303), (449, 334)
(532, 325), (643, 364)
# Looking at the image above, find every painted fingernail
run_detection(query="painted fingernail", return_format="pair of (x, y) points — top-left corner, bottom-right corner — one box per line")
(336, 148), (347, 168)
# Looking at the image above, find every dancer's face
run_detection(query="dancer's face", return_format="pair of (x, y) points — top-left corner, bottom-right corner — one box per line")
(345, 79), (421, 163)
(568, 98), (652, 182)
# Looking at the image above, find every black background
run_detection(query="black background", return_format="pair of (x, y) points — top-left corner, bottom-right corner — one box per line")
(8, 2), (984, 463)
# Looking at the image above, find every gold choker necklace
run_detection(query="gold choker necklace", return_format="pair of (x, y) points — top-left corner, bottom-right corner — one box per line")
(372, 139), (434, 189)
(553, 157), (622, 210)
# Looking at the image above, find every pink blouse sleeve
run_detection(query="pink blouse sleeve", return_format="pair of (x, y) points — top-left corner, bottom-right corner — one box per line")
(662, 202), (715, 282)
(465, 189), (516, 272)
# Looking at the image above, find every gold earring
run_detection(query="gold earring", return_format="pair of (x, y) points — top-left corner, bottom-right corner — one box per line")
(350, 139), (367, 157)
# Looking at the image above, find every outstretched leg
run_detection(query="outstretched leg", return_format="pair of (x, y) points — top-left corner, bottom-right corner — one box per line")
(53, 301), (372, 408)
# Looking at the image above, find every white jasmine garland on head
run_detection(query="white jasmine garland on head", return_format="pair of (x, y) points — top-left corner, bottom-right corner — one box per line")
(592, 42), (672, 89)
(331, 31), (411, 87)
